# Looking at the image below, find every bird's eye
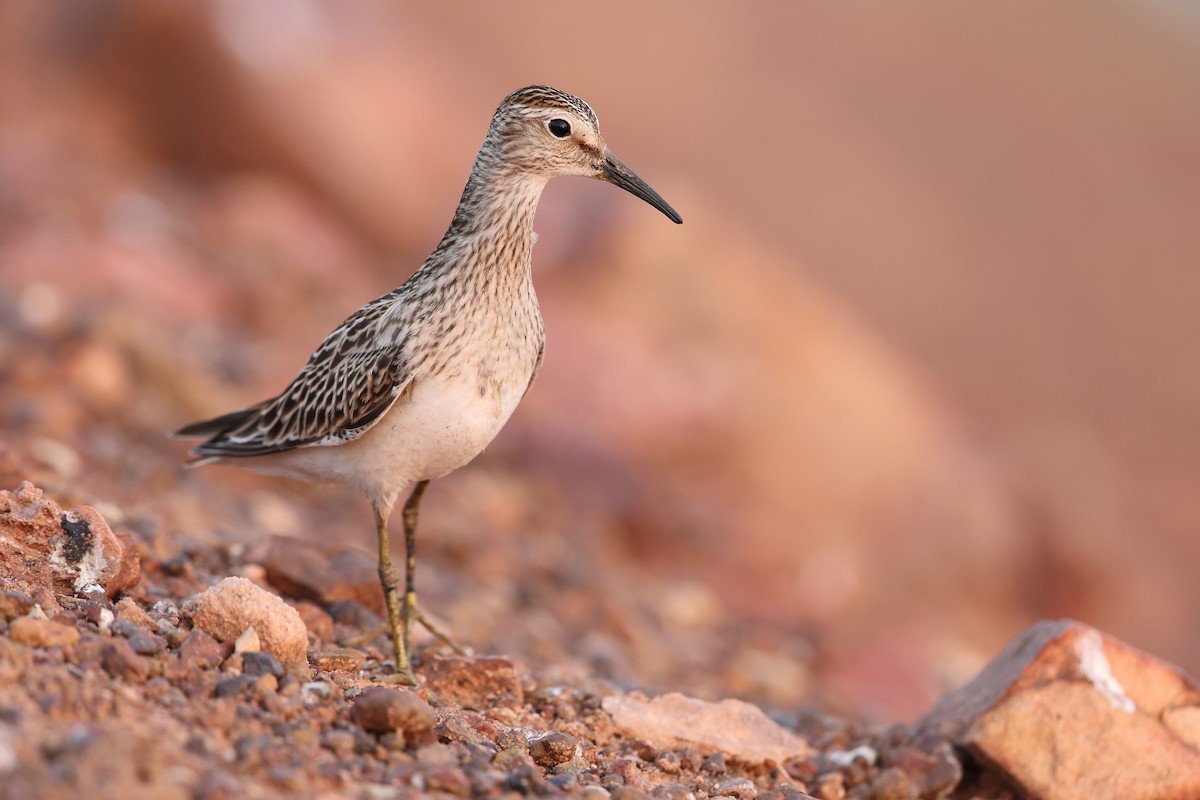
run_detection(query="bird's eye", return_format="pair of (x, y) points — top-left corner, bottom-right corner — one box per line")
(547, 118), (571, 138)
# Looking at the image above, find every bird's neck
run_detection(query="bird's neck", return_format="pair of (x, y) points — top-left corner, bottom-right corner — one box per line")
(429, 146), (549, 287)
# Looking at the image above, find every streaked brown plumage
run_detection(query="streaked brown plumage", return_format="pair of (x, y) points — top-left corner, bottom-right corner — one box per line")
(177, 85), (682, 685)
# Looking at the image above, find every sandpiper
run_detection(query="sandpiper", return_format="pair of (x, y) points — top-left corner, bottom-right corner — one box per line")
(177, 85), (682, 685)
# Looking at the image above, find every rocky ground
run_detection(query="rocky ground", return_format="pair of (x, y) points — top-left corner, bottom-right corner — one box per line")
(0, 480), (980, 800)
(5, 478), (1200, 800)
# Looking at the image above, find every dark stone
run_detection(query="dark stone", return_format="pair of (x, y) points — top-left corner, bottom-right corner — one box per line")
(214, 674), (257, 697)
(242, 650), (284, 678)
(101, 639), (151, 682)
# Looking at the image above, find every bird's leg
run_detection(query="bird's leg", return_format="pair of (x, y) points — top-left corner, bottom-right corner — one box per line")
(399, 480), (426, 657)
(373, 501), (417, 686)
(401, 481), (468, 655)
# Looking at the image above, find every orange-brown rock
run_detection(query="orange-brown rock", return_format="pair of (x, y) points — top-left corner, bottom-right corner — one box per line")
(349, 686), (436, 736)
(423, 655), (524, 710)
(182, 577), (309, 675)
(0, 482), (140, 599)
(260, 535), (383, 613)
(9, 617), (81, 649)
(920, 619), (1200, 800)
(603, 692), (811, 765)
(308, 647), (365, 673)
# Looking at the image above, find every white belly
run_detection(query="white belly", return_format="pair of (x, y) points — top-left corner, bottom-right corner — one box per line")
(237, 370), (529, 506)
(356, 372), (525, 483)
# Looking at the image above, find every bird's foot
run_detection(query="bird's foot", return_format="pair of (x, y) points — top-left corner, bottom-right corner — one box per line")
(374, 667), (419, 686)
(340, 605), (468, 657)
(404, 592), (468, 656)
(342, 622), (389, 649)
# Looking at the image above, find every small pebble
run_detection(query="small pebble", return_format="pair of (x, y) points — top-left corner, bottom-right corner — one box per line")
(871, 767), (917, 800)
(9, 617), (80, 648)
(349, 686), (436, 735)
(427, 764), (472, 795)
(309, 647), (366, 673)
(0, 591), (35, 621)
(111, 618), (141, 639)
(302, 681), (333, 703)
(214, 674), (257, 698)
(30, 587), (61, 618)
(321, 729), (356, 759)
(549, 771), (579, 791)
(127, 631), (166, 655)
(711, 777), (758, 799)
(242, 651), (284, 678)
(102, 639), (151, 681)
(178, 629), (226, 670)
(814, 772), (845, 800)
(114, 597), (155, 630)
(701, 751), (727, 774)
(652, 784), (696, 800)
(529, 732), (578, 768)
(234, 626), (261, 654)
(254, 673), (279, 694)
(415, 743), (457, 766)
(655, 751), (682, 774)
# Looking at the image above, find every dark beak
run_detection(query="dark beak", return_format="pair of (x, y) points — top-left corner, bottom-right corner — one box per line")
(600, 152), (683, 224)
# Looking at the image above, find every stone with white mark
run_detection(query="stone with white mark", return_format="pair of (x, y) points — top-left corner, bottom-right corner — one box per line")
(0, 482), (139, 599)
(919, 619), (1200, 800)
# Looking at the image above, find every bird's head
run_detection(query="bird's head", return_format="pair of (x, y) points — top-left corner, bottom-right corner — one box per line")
(488, 85), (682, 224)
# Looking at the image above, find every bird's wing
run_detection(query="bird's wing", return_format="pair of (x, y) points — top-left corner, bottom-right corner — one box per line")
(177, 297), (412, 459)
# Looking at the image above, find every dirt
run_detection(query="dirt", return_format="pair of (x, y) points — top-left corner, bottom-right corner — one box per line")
(0, 516), (986, 799)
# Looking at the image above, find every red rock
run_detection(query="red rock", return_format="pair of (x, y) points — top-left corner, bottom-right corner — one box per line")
(182, 577), (309, 675)
(9, 616), (80, 648)
(30, 586), (61, 617)
(603, 693), (811, 765)
(102, 639), (151, 682)
(425, 765), (471, 796)
(919, 619), (1200, 800)
(711, 777), (758, 799)
(0, 591), (35, 621)
(260, 535), (383, 612)
(423, 655), (524, 709)
(114, 597), (156, 631)
(528, 732), (578, 768)
(349, 686), (436, 735)
(882, 743), (961, 799)
(177, 629), (226, 670)
(812, 773), (844, 800)
(308, 647), (365, 673)
(869, 767), (916, 800)
(0, 482), (140, 598)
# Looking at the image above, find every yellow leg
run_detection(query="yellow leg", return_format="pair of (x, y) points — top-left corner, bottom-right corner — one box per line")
(401, 482), (467, 655)
(356, 482), (466, 682)
(374, 501), (417, 686)
(400, 480), (428, 658)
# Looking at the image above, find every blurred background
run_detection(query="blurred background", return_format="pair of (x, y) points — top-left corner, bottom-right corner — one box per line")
(1, 1), (1197, 721)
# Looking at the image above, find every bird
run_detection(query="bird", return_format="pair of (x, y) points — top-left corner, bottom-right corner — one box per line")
(176, 85), (682, 685)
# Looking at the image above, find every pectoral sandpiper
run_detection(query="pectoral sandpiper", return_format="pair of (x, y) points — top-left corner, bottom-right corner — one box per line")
(177, 86), (682, 685)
